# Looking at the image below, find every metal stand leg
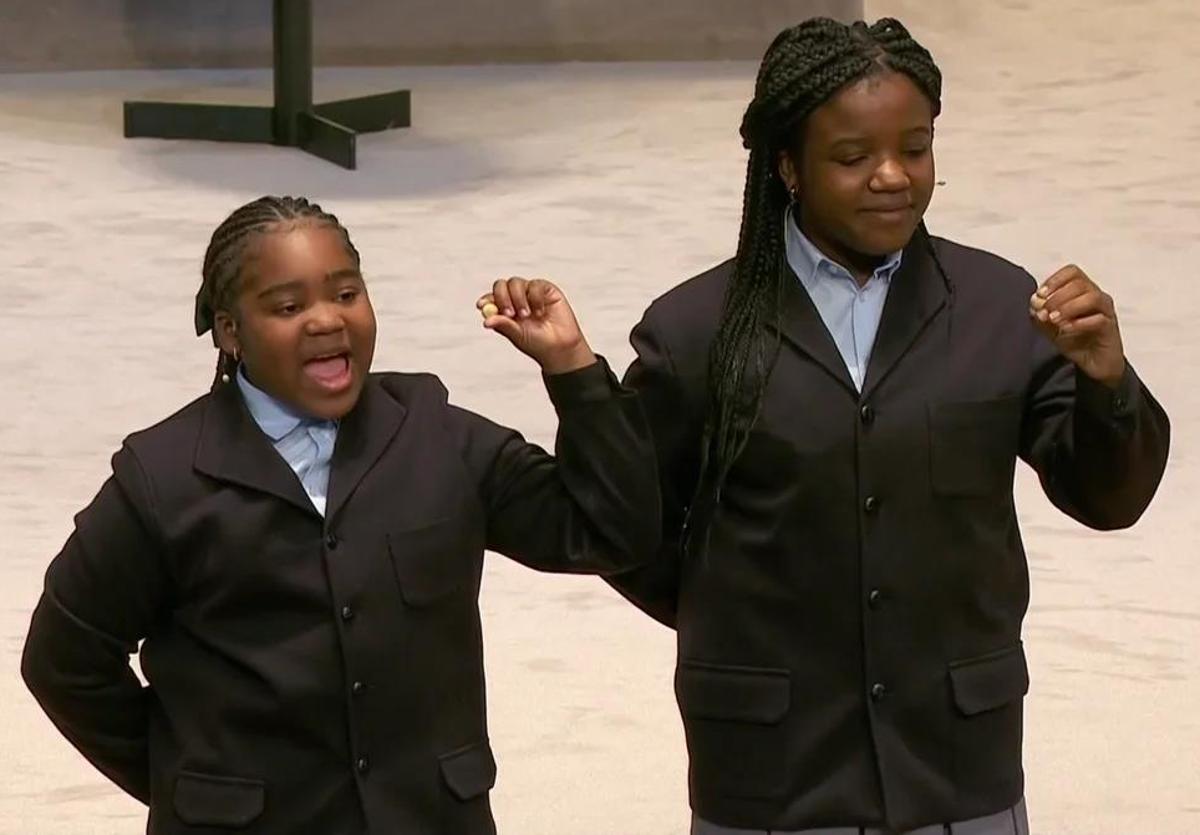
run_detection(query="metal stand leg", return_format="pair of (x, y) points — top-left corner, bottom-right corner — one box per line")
(123, 103), (274, 143)
(299, 112), (357, 169)
(314, 90), (412, 133)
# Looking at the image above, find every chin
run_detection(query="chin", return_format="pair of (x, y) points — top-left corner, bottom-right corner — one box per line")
(856, 226), (918, 255)
(324, 390), (363, 420)
(300, 383), (364, 421)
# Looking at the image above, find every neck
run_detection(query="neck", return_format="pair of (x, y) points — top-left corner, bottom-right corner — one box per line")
(796, 219), (885, 287)
(237, 364), (314, 422)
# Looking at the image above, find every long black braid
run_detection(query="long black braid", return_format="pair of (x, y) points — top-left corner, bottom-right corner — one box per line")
(194, 196), (361, 389)
(685, 18), (945, 554)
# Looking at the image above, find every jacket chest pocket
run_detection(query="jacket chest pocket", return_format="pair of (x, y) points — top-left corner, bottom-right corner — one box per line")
(388, 517), (481, 606)
(928, 396), (1022, 497)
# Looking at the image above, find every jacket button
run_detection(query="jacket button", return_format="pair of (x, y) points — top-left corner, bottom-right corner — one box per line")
(356, 756), (370, 774)
(340, 605), (355, 622)
(326, 533), (339, 550)
(868, 589), (882, 609)
(860, 404), (875, 425)
(352, 680), (366, 696)
(864, 495), (880, 513)
(871, 683), (887, 702)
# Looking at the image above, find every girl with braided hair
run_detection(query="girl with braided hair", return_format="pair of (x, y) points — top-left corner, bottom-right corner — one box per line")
(23, 195), (661, 834)
(608, 18), (1169, 834)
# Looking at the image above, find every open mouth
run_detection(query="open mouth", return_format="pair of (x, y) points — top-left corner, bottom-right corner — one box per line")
(303, 352), (353, 393)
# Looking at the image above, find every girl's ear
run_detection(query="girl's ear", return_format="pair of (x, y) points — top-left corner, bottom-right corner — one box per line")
(778, 150), (799, 197)
(213, 311), (240, 358)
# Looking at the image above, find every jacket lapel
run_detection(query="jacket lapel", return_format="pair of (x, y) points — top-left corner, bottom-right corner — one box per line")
(194, 380), (319, 516)
(325, 377), (407, 524)
(861, 230), (948, 400)
(770, 262), (859, 396)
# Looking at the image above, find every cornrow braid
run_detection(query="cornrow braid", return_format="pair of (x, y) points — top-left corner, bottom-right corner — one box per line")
(195, 196), (361, 390)
(684, 17), (944, 556)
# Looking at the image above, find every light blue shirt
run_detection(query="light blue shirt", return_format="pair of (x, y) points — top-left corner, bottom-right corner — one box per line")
(784, 207), (903, 392)
(236, 368), (338, 516)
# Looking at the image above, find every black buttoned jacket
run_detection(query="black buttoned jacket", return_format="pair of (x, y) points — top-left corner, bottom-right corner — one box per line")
(608, 232), (1169, 831)
(23, 360), (660, 834)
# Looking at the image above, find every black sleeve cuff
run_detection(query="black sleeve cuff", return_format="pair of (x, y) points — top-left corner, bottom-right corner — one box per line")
(1075, 362), (1140, 424)
(543, 356), (622, 410)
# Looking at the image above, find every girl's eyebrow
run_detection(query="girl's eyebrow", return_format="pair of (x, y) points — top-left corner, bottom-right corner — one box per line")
(257, 270), (362, 299)
(828, 125), (932, 150)
(256, 279), (305, 299)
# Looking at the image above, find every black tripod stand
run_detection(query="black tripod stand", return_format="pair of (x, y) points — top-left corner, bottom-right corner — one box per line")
(124, 0), (410, 169)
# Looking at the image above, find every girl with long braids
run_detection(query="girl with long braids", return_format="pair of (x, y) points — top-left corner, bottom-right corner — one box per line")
(22, 195), (661, 834)
(609, 17), (1169, 834)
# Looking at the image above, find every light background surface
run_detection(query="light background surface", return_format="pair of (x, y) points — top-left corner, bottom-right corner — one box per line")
(1, 1), (1197, 831)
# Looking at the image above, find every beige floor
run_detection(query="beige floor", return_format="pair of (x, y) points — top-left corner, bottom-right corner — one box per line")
(1, 1), (1198, 833)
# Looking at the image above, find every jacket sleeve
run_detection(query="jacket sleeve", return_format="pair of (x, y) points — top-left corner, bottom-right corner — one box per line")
(21, 446), (170, 804)
(601, 311), (704, 628)
(447, 356), (661, 576)
(1021, 330), (1170, 530)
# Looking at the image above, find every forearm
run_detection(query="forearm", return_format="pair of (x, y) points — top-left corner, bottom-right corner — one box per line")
(1031, 363), (1170, 529)
(23, 591), (151, 803)
(478, 358), (662, 573)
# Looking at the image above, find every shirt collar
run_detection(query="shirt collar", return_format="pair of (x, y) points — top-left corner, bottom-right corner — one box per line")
(236, 366), (309, 442)
(784, 205), (904, 288)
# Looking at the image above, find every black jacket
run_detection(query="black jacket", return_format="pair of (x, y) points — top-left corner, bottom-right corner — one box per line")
(23, 360), (660, 834)
(608, 234), (1169, 831)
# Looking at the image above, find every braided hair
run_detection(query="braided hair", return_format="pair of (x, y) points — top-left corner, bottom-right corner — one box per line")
(194, 196), (361, 389)
(686, 18), (943, 553)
